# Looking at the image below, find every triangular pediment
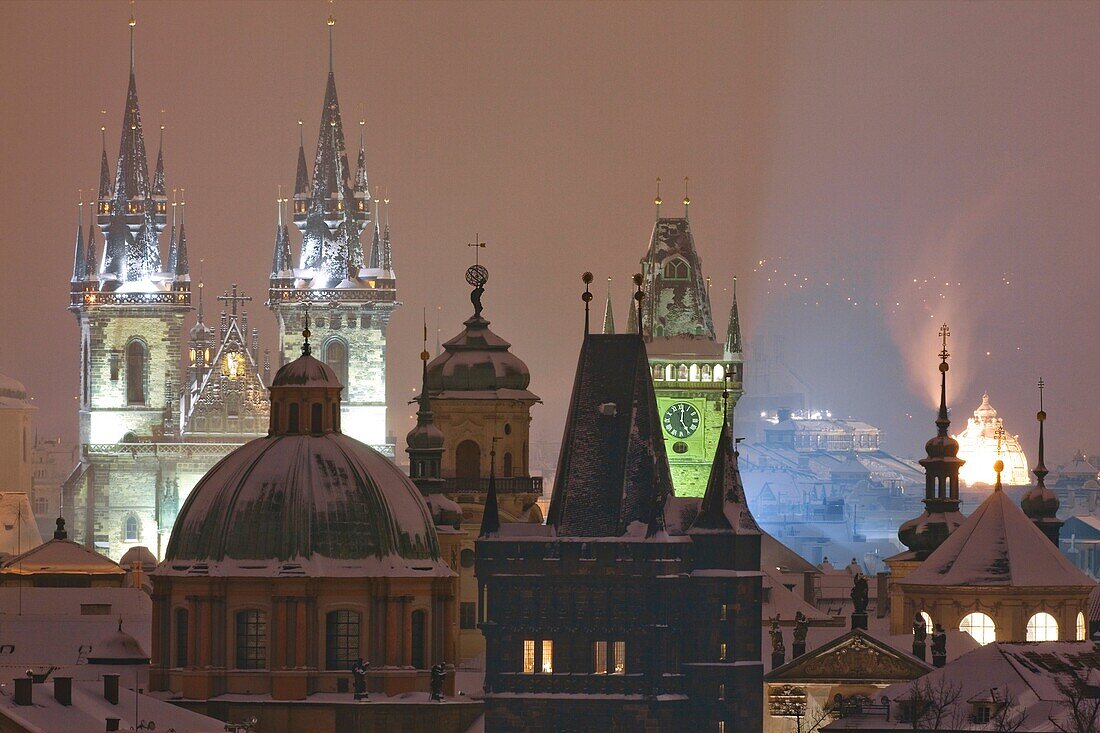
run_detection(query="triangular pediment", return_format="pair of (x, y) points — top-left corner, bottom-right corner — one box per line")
(767, 629), (932, 683)
(185, 319), (269, 432)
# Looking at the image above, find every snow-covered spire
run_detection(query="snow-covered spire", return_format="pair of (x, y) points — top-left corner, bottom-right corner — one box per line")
(166, 199), (178, 274)
(1022, 378), (1061, 544)
(71, 202), (86, 282)
(270, 195), (292, 276)
(380, 193), (393, 273)
(354, 119), (369, 194)
(602, 277), (615, 334)
(114, 65), (150, 205)
(689, 388), (758, 534)
(174, 203), (189, 278)
(294, 122), (310, 197)
(98, 126), (112, 201)
(152, 125), (167, 197)
(479, 444), (501, 538)
(724, 276), (742, 358)
(85, 203), (98, 279)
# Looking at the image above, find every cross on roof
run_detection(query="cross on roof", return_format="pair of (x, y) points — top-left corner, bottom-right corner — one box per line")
(994, 425), (1006, 455)
(938, 323), (950, 361)
(217, 284), (252, 318)
(467, 234), (486, 267)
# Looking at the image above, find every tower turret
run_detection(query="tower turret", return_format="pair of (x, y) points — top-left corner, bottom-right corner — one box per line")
(1021, 378), (1062, 545)
(71, 203), (85, 283)
(898, 324), (966, 558)
(406, 331), (445, 494)
(267, 14), (396, 452)
(602, 277), (615, 334)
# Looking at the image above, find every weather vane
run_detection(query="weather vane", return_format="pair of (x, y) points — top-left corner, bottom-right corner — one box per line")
(466, 235), (488, 317)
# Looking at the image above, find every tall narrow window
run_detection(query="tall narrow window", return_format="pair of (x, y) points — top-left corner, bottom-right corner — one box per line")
(323, 339), (349, 390)
(593, 641), (607, 674)
(503, 452), (514, 478)
(411, 610), (427, 669)
(1077, 612), (1087, 641)
(720, 604), (728, 621)
(541, 640), (554, 673)
(126, 340), (146, 405)
(311, 402), (323, 433)
(720, 642), (728, 660)
(124, 515), (139, 542)
(456, 440), (481, 479)
(325, 610), (361, 670)
(523, 640), (535, 674)
(235, 610), (267, 669)
(287, 403), (300, 433)
(718, 683), (726, 700)
(175, 608), (189, 668)
(612, 641), (625, 674)
(82, 340), (90, 404)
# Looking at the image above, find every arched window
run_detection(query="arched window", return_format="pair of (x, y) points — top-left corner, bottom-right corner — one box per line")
(33, 496), (48, 515)
(1077, 612), (1087, 641)
(503, 452), (514, 478)
(1026, 612), (1058, 642)
(689, 364), (700, 381)
(701, 365), (712, 382)
(124, 515), (140, 542)
(677, 364), (689, 381)
(456, 440), (480, 479)
(235, 610), (267, 670)
(664, 365), (674, 381)
(325, 610), (361, 670)
(920, 611), (933, 631)
(713, 364), (725, 382)
(411, 610), (427, 669)
(175, 608), (189, 667)
(959, 612), (996, 645)
(652, 365), (663, 381)
(287, 403), (300, 433)
(126, 340), (146, 405)
(323, 338), (349, 390)
(311, 403), (323, 433)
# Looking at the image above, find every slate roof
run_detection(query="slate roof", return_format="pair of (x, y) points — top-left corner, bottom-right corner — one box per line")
(546, 334), (673, 537)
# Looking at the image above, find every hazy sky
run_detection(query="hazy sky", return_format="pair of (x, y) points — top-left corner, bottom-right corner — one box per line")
(3, 0), (1099, 464)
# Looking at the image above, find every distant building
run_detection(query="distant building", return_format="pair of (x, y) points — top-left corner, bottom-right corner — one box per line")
(29, 436), (73, 539)
(953, 393), (1029, 486)
(0, 374), (34, 497)
(478, 323), (763, 732)
(630, 193), (743, 498)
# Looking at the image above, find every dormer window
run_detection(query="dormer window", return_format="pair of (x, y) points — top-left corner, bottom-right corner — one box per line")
(663, 258), (690, 280)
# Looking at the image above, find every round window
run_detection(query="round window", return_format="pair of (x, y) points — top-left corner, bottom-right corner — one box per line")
(504, 423), (512, 435)
(673, 441), (689, 454)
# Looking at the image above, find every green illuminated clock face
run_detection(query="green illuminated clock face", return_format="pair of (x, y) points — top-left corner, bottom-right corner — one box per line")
(663, 402), (700, 439)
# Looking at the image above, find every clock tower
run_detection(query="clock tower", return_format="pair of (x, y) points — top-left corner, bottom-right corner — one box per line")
(630, 184), (743, 497)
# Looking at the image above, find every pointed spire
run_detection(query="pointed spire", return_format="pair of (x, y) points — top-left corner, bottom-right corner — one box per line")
(380, 191), (393, 273)
(98, 125), (112, 200)
(632, 273), (644, 336)
(71, 201), (86, 282)
(602, 277), (616, 334)
(175, 198), (189, 277)
(1034, 377), (1048, 480)
(166, 196), (178, 274)
(724, 276), (742, 357)
(114, 33), (150, 203)
(354, 119), (369, 193)
(690, 381), (757, 534)
(128, 3), (136, 73)
(935, 323), (951, 436)
(271, 192), (292, 276)
(294, 121), (309, 196)
(480, 440), (501, 538)
(625, 289), (638, 335)
(85, 199), (98, 278)
(152, 123), (167, 197)
(1022, 378), (1061, 542)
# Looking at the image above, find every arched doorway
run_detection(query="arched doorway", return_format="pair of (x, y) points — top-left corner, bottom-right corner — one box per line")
(456, 440), (481, 479)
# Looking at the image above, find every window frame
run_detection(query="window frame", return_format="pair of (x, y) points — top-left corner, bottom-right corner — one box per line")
(234, 609), (268, 670)
(324, 609), (361, 671)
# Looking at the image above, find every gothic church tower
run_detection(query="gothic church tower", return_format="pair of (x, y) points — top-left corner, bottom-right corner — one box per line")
(69, 18), (190, 449)
(633, 182), (743, 498)
(268, 17), (396, 453)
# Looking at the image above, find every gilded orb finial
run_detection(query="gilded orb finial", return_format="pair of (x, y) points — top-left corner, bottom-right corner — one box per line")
(654, 177), (662, 207)
(328, 15), (336, 27)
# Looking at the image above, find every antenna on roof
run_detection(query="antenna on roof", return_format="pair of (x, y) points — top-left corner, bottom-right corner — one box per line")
(582, 272), (593, 334)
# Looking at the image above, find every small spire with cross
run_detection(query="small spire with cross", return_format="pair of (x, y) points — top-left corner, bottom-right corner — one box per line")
(467, 233), (486, 268)
(654, 177), (662, 219)
(683, 176), (691, 218)
(217, 284), (253, 319)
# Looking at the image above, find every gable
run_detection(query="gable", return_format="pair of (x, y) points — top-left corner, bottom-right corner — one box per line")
(767, 630), (931, 683)
(185, 320), (269, 435)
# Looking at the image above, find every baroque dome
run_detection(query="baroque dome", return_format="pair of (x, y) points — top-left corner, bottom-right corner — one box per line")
(162, 348), (445, 577)
(426, 314), (537, 398)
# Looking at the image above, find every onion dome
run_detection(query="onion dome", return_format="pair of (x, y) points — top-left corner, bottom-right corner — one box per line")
(88, 620), (149, 665)
(162, 328), (446, 576)
(426, 273), (538, 399)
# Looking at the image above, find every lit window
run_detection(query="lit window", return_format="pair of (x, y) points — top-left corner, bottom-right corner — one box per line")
(1077, 612), (1087, 641)
(959, 612), (996, 645)
(920, 611), (933, 630)
(720, 642), (728, 660)
(1026, 612), (1058, 642)
(720, 604), (728, 621)
(124, 515), (140, 542)
(594, 641), (607, 674)
(718, 683), (725, 700)
(126, 340), (146, 405)
(523, 640), (535, 674)
(719, 722), (726, 733)
(612, 641), (625, 674)
(974, 705), (991, 724)
(541, 640), (554, 673)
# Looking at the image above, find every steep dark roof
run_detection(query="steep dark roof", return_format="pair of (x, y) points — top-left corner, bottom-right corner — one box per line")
(546, 334), (673, 537)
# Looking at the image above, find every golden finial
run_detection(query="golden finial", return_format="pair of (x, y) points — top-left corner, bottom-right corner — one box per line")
(654, 177), (662, 207)
(129, 0), (136, 28)
(683, 176), (691, 207)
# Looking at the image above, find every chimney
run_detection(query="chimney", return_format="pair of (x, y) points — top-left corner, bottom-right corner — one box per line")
(13, 677), (32, 706)
(106, 718), (120, 732)
(54, 676), (72, 706)
(803, 571), (816, 605)
(103, 673), (119, 705)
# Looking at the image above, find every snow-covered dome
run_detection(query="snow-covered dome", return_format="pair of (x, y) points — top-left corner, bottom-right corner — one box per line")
(0, 373), (28, 407)
(163, 348), (443, 576)
(88, 621), (149, 665)
(427, 314), (535, 398)
(119, 545), (157, 571)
